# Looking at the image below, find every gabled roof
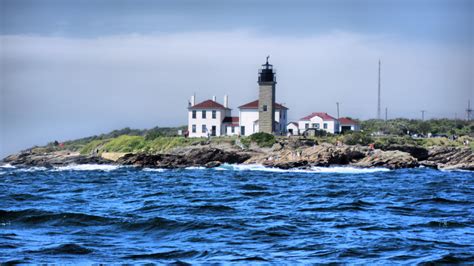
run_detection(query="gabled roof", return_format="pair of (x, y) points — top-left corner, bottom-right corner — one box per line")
(189, 99), (228, 110)
(238, 100), (288, 110)
(223, 116), (239, 123)
(300, 112), (336, 121)
(338, 117), (358, 125)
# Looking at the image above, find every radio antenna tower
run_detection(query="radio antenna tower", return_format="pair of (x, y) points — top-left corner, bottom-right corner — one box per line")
(377, 60), (381, 120)
(467, 100), (472, 121)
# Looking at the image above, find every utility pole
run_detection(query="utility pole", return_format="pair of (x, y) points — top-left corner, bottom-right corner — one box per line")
(467, 100), (472, 121)
(377, 60), (381, 120)
(336, 102), (340, 119)
(421, 110), (426, 121)
(385, 107), (388, 121)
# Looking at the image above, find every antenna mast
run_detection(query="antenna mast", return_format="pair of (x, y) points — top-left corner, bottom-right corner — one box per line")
(421, 110), (426, 121)
(377, 60), (381, 120)
(467, 100), (472, 121)
(336, 102), (340, 119)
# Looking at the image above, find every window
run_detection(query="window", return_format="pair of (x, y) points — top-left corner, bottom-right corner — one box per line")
(241, 126), (245, 135)
(231, 126), (235, 133)
(192, 110), (196, 119)
(192, 125), (196, 133)
(323, 123), (328, 129)
(263, 105), (267, 111)
(305, 123), (309, 129)
(312, 123), (317, 128)
(212, 110), (216, 119)
(202, 110), (206, 119)
(202, 125), (207, 133)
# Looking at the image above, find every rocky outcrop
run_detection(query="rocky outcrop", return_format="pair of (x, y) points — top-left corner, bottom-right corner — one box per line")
(2, 142), (472, 171)
(116, 148), (252, 168)
(420, 147), (474, 170)
(352, 150), (419, 169)
(2, 150), (112, 167)
(379, 144), (429, 160)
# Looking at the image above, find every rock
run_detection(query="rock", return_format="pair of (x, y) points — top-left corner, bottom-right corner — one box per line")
(380, 144), (429, 160)
(352, 150), (419, 169)
(420, 147), (474, 170)
(204, 161), (221, 168)
(2, 150), (112, 167)
(116, 148), (251, 168)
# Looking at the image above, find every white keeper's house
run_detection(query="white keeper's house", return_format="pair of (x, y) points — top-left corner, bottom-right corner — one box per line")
(297, 112), (340, 134)
(187, 57), (288, 137)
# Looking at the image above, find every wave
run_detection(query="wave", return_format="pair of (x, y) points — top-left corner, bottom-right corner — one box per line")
(214, 164), (390, 174)
(30, 243), (93, 255)
(54, 164), (120, 171)
(0, 209), (113, 227)
(143, 168), (167, 172)
(124, 249), (200, 259)
(0, 163), (15, 168)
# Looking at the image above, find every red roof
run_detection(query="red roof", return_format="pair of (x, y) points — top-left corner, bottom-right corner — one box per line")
(223, 116), (239, 123)
(238, 100), (288, 110)
(189, 99), (227, 109)
(338, 117), (358, 125)
(300, 112), (336, 121)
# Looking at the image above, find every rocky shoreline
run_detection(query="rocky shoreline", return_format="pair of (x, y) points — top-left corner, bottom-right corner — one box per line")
(2, 138), (473, 171)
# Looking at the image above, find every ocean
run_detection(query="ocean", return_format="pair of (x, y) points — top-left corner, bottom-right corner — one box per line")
(1, 164), (473, 264)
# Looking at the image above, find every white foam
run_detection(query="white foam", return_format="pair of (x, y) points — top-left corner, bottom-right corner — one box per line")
(16, 166), (48, 172)
(54, 164), (120, 171)
(185, 166), (206, 170)
(214, 164), (390, 174)
(0, 163), (15, 169)
(143, 168), (167, 172)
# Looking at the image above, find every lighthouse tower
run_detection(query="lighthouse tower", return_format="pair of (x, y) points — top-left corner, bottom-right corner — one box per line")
(258, 56), (276, 134)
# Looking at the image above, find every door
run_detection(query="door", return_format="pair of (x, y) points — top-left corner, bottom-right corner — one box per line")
(211, 126), (216, 136)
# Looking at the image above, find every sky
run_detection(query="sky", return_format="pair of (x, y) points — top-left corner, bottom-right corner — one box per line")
(1, 0), (473, 157)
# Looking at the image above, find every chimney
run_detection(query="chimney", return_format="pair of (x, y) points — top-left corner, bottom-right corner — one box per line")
(224, 94), (229, 108)
(212, 95), (216, 102)
(190, 95), (195, 106)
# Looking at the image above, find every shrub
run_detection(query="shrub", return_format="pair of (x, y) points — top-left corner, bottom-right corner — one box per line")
(343, 132), (374, 146)
(247, 132), (276, 148)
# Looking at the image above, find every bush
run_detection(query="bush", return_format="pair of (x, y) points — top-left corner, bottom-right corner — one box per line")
(246, 132), (276, 148)
(343, 132), (374, 146)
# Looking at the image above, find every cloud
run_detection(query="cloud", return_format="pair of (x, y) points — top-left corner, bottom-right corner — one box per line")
(1, 30), (472, 156)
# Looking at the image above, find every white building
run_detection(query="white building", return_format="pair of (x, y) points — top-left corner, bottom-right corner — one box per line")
(338, 117), (360, 133)
(286, 122), (299, 135)
(187, 96), (233, 138)
(298, 112), (340, 134)
(238, 100), (288, 136)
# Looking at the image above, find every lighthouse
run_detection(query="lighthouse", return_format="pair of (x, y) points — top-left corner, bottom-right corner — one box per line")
(258, 56), (277, 134)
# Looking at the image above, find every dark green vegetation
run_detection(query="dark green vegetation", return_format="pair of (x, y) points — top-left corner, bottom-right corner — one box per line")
(31, 119), (473, 155)
(241, 132), (276, 148)
(360, 118), (473, 136)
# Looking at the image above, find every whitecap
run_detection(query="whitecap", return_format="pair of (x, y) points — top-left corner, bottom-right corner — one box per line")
(214, 164), (389, 174)
(185, 166), (206, 170)
(143, 168), (167, 172)
(0, 163), (16, 169)
(54, 164), (120, 171)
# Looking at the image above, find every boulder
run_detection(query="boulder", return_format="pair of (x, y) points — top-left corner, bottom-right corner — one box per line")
(420, 147), (474, 170)
(352, 150), (419, 169)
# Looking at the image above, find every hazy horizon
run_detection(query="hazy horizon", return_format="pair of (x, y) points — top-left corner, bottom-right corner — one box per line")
(1, 0), (473, 157)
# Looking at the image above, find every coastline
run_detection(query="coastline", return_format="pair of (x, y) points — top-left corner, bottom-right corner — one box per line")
(2, 138), (473, 171)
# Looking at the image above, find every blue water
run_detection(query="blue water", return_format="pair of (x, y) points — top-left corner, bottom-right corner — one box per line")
(1, 164), (473, 264)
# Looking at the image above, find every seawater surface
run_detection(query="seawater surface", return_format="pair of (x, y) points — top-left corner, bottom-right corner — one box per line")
(0, 164), (473, 264)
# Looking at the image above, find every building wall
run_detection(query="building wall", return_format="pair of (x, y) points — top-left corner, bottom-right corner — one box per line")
(287, 123), (299, 135)
(239, 109), (259, 136)
(339, 124), (360, 132)
(258, 83), (276, 133)
(240, 108), (286, 136)
(188, 109), (225, 137)
(225, 125), (240, 136)
(298, 116), (340, 134)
